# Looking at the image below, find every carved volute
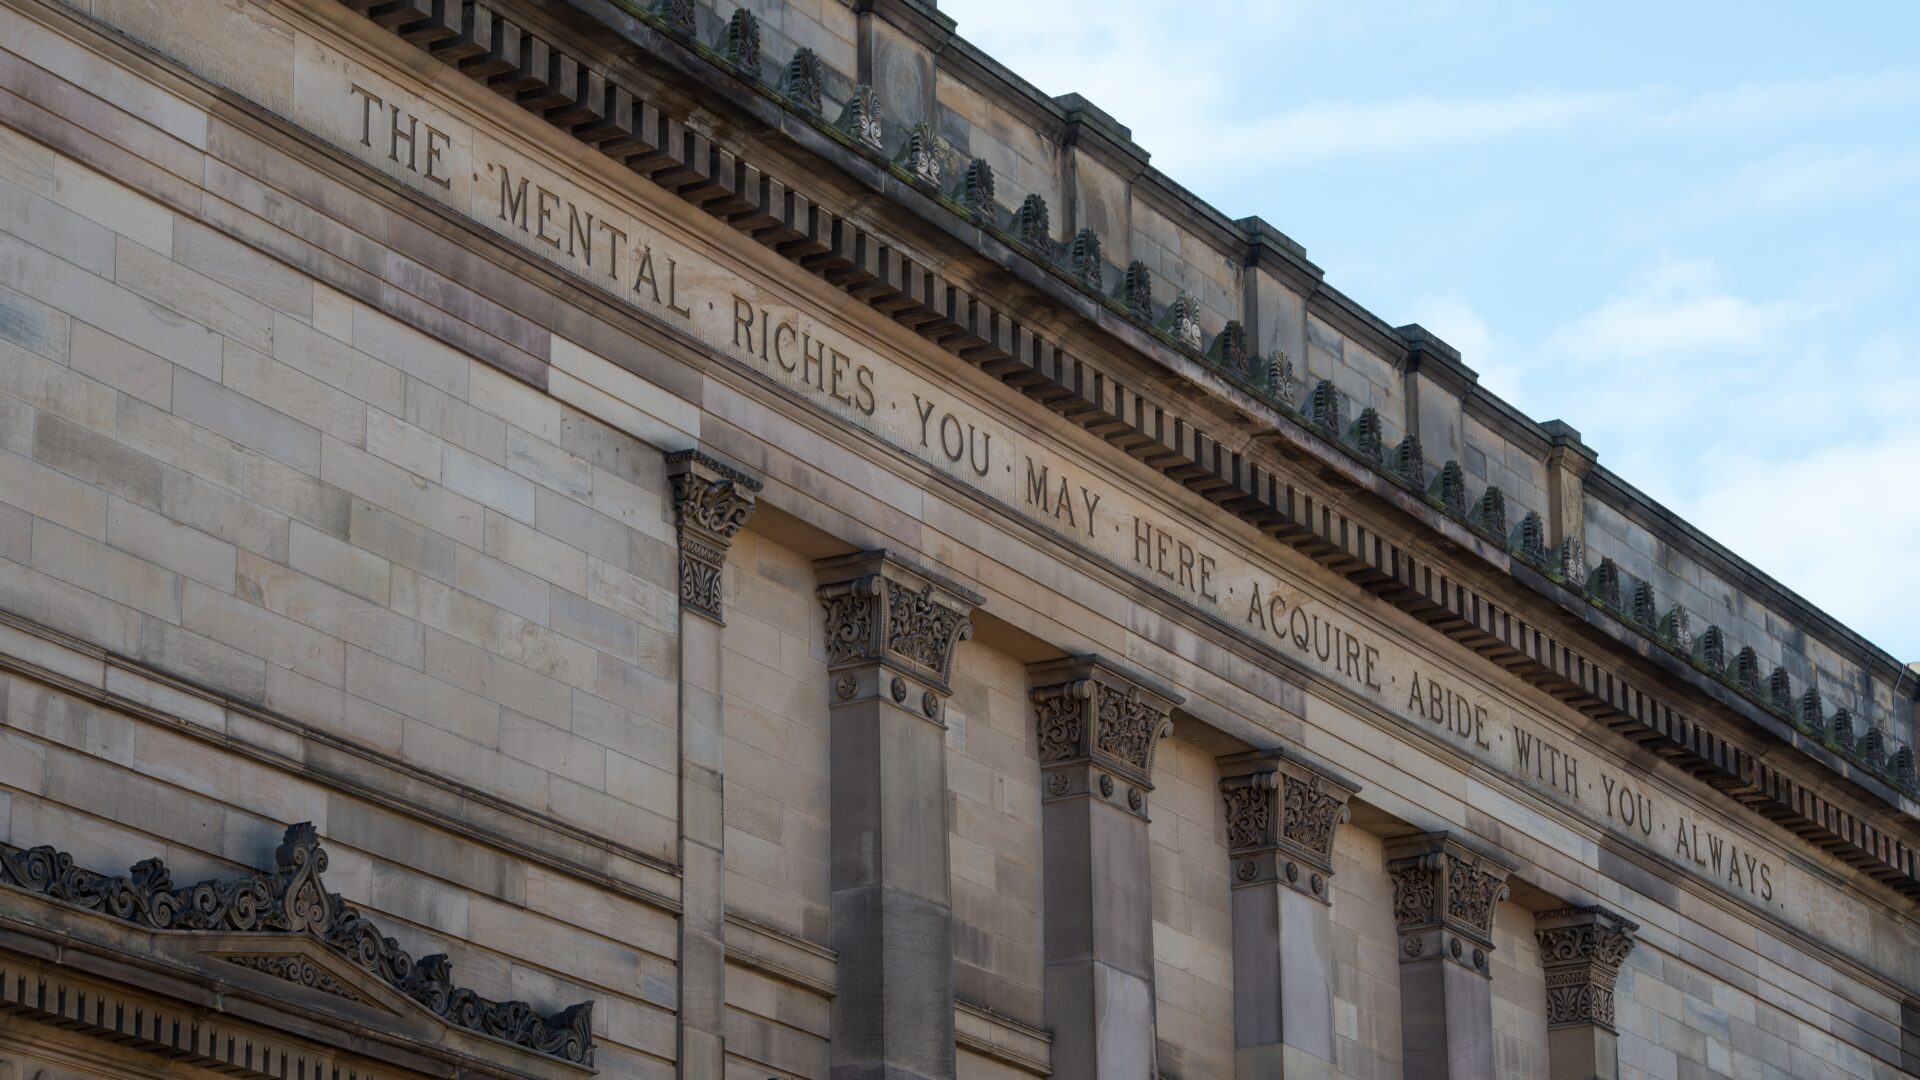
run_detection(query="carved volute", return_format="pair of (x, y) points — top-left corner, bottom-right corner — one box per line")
(1218, 748), (1360, 902)
(1535, 905), (1639, 1032)
(666, 449), (762, 623)
(1384, 832), (1515, 978)
(1029, 656), (1181, 818)
(816, 550), (982, 719)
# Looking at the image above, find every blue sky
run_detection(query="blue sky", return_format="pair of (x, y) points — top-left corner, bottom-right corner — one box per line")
(944, 0), (1920, 662)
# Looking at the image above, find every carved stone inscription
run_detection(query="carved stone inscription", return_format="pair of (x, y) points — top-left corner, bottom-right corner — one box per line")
(296, 46), (1790, 913)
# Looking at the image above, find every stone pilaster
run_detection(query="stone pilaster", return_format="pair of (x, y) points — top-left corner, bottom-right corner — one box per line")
(665, 449), (761, 1078)
(816, 550), (981, 1080)
(1217, 748), (1360, 1078)
(1384, 833), (1516, 1080)
(1542, 421), (1596, 550)
(1534, 906), (1639, 1080)
(1029, 656), (1181, 1080)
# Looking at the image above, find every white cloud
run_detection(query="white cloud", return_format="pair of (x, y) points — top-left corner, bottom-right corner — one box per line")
(1682, 430), (1920, 662)
(1545, 257), (1816, 359)
(1677, 146), (1920, 222)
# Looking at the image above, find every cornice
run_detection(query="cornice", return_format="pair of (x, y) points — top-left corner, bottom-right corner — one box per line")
(289, 0), (1920, 901)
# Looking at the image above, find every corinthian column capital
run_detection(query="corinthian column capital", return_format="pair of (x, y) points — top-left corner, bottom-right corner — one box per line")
(666, 449), (762, 622)
(1535, 906), (1640, 1032)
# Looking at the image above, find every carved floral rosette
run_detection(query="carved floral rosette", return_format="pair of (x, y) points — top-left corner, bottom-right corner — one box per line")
(1030, 657), (1180, 818)
(1534, 906), (1639, 1032)
(817, 551), (980, 711)
(1384, 832), (1514, 977)
(666, 450), (762, 622)
(0, 824), (595, 1064)
(1217, 749), (1357, 901)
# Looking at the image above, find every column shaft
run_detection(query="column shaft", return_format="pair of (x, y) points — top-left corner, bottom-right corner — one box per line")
(1218, 749), (1359, 1078)
(1030, 656), (1180, 1079)
(666, 450), (761, 1079)
(818, 552), (981, 1080)
(1385, 833), (1515, 1080)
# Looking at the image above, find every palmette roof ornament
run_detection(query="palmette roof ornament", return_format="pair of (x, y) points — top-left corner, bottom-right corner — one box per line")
(837, 84), (885, 150)
(0, 824), (595, 1064)
(778, 47), (825, 114)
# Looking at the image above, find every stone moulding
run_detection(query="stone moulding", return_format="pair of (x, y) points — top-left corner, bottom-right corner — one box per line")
(336, 0), (1920, 898)
(0, 823), (595, 1065)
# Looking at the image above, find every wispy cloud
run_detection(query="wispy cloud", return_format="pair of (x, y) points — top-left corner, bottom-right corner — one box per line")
(1546, 257), (1815, 358)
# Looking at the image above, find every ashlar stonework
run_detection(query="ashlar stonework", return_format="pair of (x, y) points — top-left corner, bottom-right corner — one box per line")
(0, 0), (1915, 1078)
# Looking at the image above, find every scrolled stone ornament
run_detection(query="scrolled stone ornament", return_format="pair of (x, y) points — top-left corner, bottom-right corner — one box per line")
(0, 824), (597, 1064)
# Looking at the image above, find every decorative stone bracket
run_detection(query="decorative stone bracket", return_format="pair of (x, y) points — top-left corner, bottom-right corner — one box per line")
(1218, 748), (1358, 903)
(1535, 906), (1639, 1032)
(1385, 832), (1515, 978)
(1029, 656), (1180, 819)
(816, 550), (981, 717)
(667, 449), (762, 622)
(0, 824), (594, 1065)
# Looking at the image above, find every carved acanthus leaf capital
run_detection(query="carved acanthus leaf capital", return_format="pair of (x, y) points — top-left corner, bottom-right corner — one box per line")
(1217, 748), (1359, 881)
(1385, 832), (1515, 974)
(816, 551), (981, 694)
(1535, 905), (1640, 1032)
(666, 450), (762, 622)
(1030, 656), (1181, 792)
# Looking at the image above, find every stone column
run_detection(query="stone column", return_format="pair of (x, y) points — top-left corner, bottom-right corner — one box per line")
(1029, 656), (1181, 1080)
(1534, 906), (1639, 1080)
(665, 449), (761, 1079)
(1217, 749), (1361, 1078)
(1384, 833), (1516, 1080)
(816, 551), (982, 1080)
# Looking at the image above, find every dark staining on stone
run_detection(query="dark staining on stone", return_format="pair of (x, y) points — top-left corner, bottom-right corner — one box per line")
(1120, 260), (1153, 319)
(1431, 461), (1468, 517)
(1066, 228), (1103, 290)
(1012, 193), (1053, 257)
(777, 47), (825, 114)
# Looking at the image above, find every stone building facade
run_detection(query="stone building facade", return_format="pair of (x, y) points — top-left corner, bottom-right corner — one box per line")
(0, 0), (1915, 1077)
